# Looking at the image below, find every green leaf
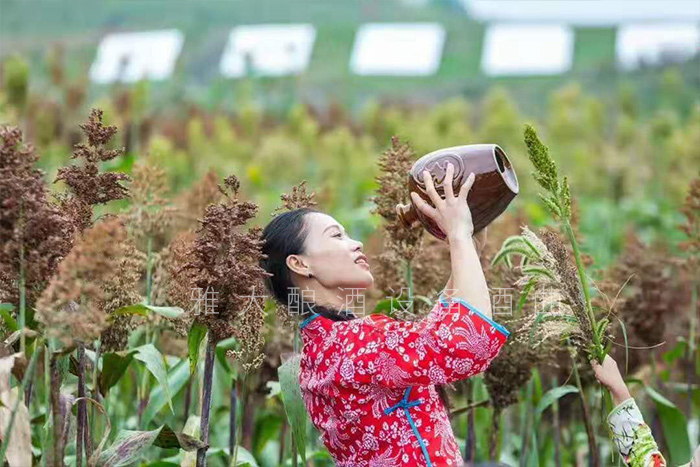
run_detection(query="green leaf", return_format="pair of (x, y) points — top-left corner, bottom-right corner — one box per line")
(143, 304), (185, 319)
(536, 385), (578, 417)
(111, 303), (185, 321)
(206, 446), (258, 466)
(595, 318), (610, 343)
(491, 246), (536, 268)
(517, 278), (537, 314)
(187, 323), (207, 376)
(412, 294), (433, 307)
(372, 297), (397, 314)
(278, 354), (306, 464)
(134, 344), (173, 414)
(110, 304), (149, 319)
(521, 266), (556, 281)
(617, 318), (629, 375)
(142, 359), (190, 426)
(151, 424), (206, 451)
(95, 424), (205, 467)
(517, 236), (543, 259)
(99, 350), (138, 396)
(232, 446), (258, 466)
(662, 341), (687, 365)
(254, 413), (282, 457)
(0, 303), (18, 332)
(215, 336), (237, 380)
(645, 386), (691, 464)
(179, 415), (200, 466)
(372, 296), (415, 316)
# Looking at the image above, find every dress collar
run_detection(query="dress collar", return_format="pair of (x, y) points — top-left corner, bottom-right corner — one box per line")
(299, 312), (322, 330)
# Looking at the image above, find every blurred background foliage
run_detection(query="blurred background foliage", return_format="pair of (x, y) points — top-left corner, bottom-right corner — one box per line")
(1, 47), (698, 271)
(0, 4), (699, 462)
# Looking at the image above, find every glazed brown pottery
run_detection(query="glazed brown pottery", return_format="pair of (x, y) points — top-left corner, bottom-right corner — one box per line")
(396, 144), (519, 241)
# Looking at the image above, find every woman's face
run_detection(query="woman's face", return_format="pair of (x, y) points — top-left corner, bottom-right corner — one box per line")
(292, 212), (373, 290)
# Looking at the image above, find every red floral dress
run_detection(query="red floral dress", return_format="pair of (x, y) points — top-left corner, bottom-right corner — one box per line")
(299, 294), (510, 466)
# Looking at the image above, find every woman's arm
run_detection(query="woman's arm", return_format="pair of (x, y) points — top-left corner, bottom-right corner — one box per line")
(448, 235), (492, 318)
(335, 297), (510, 389)
(592, 355), (668, 467)
(442, 228), (487, 304)
(411, 164), (493, 317)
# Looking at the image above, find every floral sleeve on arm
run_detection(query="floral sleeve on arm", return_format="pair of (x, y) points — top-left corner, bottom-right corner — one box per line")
(337, 294), (510, 389)
(608, 397), (667, 467)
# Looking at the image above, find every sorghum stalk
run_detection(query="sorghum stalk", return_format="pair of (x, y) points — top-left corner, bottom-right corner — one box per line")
(184, 375), (193, 424)
(76, 343), (86, 467)
(50, 354), (64, 467)
(571, 350), (599, 467)
(228, 379), (238, 467)
(405, 260), (414, 315)
(523, 124), (605, 362)
(519, 378), (534, 467)
(231, 373), (248, 467)
(42, 343), (51, 467)
(87, 340), (100, 460)
(489, 407), (501, 461)
(289, 331), (300, 467)
(562, 219), (602, 360)
(18, 201), (26, 355)
(196, 338), (216, 467)
(287, 332), (299, 467)
(552, 375), (562, 467)
(464, 381), (476, 462)
(687, 284), (697, 420)
(279, 419), (287, 465)
(146, 237), (153, 303)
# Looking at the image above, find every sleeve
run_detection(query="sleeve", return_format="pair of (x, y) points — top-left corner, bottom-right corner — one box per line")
(607, 397), (667, 467)
(335, 293), (510, 389)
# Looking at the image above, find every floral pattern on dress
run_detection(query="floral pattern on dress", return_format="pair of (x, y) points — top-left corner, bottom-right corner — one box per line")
(299, 295), (510, 466)
(608, 397), (668, 467)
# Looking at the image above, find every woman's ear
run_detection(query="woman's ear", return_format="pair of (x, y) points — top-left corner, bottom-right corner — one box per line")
(286, 254), (311, 278)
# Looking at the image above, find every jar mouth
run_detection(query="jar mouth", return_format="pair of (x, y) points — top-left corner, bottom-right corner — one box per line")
(494, 145), (509, 172)
(494, 145), (520, 194)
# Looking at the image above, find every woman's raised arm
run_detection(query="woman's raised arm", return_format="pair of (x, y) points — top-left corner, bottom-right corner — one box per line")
(411, 163), (492, 318)
(333, 296), (510, 389)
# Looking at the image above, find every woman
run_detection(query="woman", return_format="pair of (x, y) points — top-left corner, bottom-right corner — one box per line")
(592, 354), (700, 467)
(261, 164), (510, 466)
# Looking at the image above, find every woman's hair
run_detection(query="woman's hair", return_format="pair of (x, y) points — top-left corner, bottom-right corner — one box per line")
(260, 207), (452, 412)
(260, 207), (355, 321)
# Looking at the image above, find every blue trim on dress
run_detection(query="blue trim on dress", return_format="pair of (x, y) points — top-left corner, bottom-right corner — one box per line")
(299, 312), (321, 329)
(384, 386), (433, 467)
(438, 294), (511, 338)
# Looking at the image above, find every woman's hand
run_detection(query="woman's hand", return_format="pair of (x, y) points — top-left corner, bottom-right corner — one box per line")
(410, 163), (476, 241)
(591, 354), (632, 405)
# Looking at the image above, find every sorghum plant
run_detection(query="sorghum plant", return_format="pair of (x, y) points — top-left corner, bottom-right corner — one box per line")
(54, 108), (130, 233)
(172, 174), (269, 467)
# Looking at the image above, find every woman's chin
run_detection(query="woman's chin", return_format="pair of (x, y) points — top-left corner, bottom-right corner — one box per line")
(354, 271), (374, 288)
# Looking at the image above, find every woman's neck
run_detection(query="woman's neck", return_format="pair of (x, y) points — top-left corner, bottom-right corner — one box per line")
(304, 285), (365, 317)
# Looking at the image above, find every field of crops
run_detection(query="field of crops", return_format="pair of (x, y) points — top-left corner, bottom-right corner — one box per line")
(0, 45), (698, 466)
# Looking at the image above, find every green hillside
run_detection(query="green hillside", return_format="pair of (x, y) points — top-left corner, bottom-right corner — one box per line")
(0, 0), (698, 116)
